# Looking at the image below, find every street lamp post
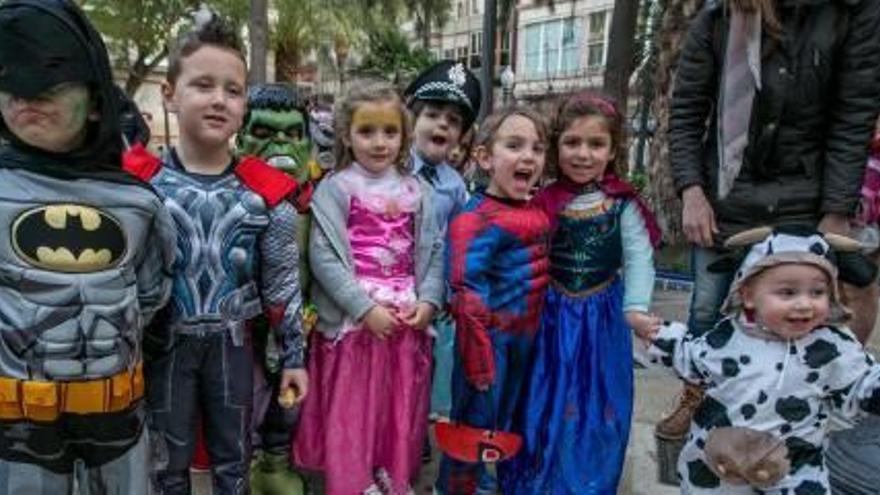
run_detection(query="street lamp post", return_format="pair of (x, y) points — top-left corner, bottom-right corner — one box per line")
(500, 66), (515, 105)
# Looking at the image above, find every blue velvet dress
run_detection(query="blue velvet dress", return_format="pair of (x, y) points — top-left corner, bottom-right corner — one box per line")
(503, 193), (638, 494)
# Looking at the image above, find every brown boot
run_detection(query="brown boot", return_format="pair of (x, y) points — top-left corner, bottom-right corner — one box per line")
(655, 382), (705, 440)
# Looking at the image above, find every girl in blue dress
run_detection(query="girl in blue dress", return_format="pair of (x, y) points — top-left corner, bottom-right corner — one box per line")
(504, 93), (662, 493)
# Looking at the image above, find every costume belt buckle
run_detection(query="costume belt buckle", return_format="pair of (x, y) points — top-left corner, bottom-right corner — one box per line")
(131, 362), (144, 401)
(65, 379), (108, 415)
(0, 377), (22, 420)
(109, 371), (132, 412)
(21, 381), (60, 422)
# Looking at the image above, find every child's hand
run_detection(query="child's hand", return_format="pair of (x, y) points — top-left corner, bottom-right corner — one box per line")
(363, 305), (399, 339)
(626, 311), (661, 342)
(279, 368), (309, 407)
(401, 302), (436, 330)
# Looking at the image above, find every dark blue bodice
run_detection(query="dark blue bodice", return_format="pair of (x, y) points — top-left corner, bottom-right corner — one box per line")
(549, 195), (625, 294)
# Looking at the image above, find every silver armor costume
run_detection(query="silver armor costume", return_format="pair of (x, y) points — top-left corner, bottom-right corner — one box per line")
(150, 165), (304, 368)
(146, 156), (304, 494)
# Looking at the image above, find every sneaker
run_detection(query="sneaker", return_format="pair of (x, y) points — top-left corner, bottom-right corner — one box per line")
(655, 382), (704, 440)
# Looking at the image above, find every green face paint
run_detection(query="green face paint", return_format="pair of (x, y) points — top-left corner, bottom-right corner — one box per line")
(238, 108), (311, 182)
(0, 82), (90, 152)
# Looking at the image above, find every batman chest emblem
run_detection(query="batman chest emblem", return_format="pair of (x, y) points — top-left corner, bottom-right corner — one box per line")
(12, 204), (126, 273)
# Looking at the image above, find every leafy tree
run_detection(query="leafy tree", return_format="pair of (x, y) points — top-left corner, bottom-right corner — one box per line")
(355, 25), (435, 86)
(272, 0), (361, 84)
(404, 0), (452, 49)
(78, 0), (248, 96)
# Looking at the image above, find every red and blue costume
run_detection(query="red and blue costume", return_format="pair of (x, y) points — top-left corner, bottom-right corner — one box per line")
(435, 191), (549, 494)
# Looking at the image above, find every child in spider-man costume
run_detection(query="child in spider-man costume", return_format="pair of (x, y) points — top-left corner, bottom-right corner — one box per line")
(435, 106), (550, 494)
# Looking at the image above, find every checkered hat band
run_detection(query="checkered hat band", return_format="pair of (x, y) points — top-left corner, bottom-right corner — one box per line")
(414, 82), (471, 109)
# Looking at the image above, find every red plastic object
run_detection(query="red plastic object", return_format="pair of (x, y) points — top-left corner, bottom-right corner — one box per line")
(434, 422), (522, 463)
(191, 419), (211, 470)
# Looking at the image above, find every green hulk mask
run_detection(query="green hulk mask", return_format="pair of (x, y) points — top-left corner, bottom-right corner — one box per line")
(237, 84), (312, 184)
(237, 83), (318, 334)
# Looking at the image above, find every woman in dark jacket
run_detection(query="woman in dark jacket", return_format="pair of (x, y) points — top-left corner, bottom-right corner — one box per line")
(657, 0), (880, 444)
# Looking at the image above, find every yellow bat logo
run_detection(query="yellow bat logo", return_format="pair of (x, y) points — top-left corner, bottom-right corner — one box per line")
(12, 204), (126, 273)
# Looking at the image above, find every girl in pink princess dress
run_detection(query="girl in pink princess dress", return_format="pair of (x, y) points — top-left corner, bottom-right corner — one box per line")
(292, 80), (444, 494)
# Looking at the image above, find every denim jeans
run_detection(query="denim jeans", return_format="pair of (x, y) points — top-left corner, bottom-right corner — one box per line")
(687, 246), (735, 337)
(827, 415), (880, 494)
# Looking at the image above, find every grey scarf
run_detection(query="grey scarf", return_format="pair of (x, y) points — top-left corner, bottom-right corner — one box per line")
(717, 8), (763, 199)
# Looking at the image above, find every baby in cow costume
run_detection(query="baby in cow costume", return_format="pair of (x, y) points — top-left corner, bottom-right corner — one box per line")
(644, 226), (880, 494)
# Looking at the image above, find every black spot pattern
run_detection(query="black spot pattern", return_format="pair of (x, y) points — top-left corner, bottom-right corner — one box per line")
(827, 325), (854, 342)
(741, 404), (756, 420)
(694, 396), (732, 430)
(687, 459), (720, 488)
(809, 242), (826, 256)
(793, 480), (826, 495)
(653, 337), (675, 354)
(803, 339), (840, 369)
(785, 436), (822, 473)
(740, 355), (751, 365)
(827, 385), (853, 410)
(722, 358), (740, 377)
(706, 321), (734, 349)
(781, 424), (792, 435)
(805, 372), (819, 383)
(653, 338), (676, 367)
(776, 362), (784, 371)
(758, 391), (768, 404)
(776, 396), (811, 422)
(860, 387), (880, 415)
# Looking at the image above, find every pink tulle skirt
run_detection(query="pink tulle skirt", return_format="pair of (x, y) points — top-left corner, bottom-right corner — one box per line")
(292, 326), (432, 494)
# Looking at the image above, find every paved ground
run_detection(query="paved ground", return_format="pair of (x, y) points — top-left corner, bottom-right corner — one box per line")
(193, 287), (880, 494)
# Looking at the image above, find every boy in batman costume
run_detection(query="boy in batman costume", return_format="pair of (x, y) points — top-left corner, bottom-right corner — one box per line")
(0, 0), (173, 493)
(235, 83), (319, 494)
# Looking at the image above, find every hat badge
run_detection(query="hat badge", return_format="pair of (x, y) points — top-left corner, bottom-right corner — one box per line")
(448, 63), (467, 87)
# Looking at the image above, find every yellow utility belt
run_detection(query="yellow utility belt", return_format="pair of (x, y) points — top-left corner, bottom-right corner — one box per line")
(0, 363), (144, 422)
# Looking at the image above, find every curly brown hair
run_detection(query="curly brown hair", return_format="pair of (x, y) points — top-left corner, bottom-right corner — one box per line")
(547, 91), (628, 180)
(333, 79), (412, 175)
(729, 0), (782, 37)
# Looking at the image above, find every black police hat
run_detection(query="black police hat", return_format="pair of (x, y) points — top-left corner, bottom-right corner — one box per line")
(405, 60), (482, 130)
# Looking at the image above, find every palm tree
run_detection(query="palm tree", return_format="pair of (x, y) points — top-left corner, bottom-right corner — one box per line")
(404, 0), (452, 49)
(249, 0), (269, 83)
(646, 0), (705, 243)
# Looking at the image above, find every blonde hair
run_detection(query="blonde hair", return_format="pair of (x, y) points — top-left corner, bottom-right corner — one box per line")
(333, 79), (411, 174)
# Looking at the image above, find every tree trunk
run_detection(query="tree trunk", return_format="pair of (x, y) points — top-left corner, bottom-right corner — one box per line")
(646, 0), (705, 244)
(249, 0), (269, 84)
(124, 47), (169, 97)
(480, 0), (497, 120)
(422, 16), (432, 50)
(603, 0), (640, 106)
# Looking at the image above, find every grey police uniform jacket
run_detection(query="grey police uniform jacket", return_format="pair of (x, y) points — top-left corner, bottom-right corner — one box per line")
(0, 167), (174, 381)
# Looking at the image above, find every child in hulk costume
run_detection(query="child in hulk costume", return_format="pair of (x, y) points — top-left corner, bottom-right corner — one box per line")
(240, 83), (322, 495)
